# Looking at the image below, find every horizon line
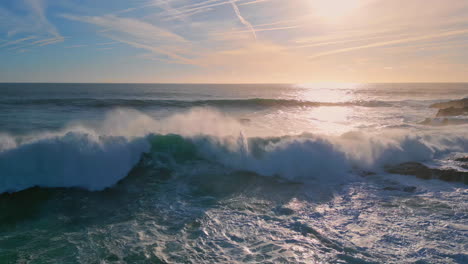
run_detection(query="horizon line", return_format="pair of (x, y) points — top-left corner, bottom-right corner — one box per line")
(1, 81), (468, 85)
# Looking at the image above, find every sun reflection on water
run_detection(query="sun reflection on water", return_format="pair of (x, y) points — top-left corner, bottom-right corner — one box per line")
(293, 83), (363, 103)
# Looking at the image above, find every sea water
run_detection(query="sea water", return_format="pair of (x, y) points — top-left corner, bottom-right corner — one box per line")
(0, 83), (467, 263)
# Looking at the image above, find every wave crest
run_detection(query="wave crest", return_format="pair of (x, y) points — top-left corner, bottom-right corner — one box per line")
(0, 132), (149, 193)
(1, 109), (467, 194)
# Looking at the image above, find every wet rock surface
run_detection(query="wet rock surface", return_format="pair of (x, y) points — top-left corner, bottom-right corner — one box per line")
(430, 98), (468, 110)
(430, 98), (468, 117)
(386, 162), (468, 184)
(420, 117), (468, 125)
(436, 106), (468, 117)
(455, 156), (468, 162)
(383, 186), (417, 193)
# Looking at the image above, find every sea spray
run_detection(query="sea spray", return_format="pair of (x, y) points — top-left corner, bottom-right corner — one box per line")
(1, 109), (468, 194)
(0, 132), (149, 193)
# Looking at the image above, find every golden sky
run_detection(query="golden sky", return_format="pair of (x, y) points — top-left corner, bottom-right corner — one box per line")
(1, 0), (468, 83)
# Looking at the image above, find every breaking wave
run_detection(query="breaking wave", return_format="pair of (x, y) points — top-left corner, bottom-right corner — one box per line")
(1, 109), (467, 194)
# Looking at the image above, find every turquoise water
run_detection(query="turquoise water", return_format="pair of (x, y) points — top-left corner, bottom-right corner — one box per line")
(0, 83), (467, 263)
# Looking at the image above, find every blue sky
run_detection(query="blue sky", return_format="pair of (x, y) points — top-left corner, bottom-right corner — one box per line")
(1, 0), (468, 83)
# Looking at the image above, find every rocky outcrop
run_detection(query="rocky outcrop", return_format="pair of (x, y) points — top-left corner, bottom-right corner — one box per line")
(455, 157), (468, 170)
(420, 117), (468, 125)
(430, 98), (468, 117)
(386, 162), (468, 184)
(430, 98), (468, 109)
(435, 107), (468, 117)
(455, 156), (468, 162)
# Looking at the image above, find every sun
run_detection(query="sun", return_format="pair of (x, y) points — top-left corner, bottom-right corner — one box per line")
(310, 0), (362, 21)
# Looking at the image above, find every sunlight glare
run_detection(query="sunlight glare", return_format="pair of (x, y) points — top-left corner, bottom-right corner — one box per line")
(310, 0), (361, 21)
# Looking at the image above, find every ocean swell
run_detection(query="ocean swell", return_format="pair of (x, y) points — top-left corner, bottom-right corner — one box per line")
(0, 98), (393, 109)
(1, 109), (468, 194)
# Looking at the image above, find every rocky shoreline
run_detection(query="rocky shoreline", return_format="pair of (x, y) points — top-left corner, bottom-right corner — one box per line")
(430, 97), (468, 117)
(386, 160), (468, 184)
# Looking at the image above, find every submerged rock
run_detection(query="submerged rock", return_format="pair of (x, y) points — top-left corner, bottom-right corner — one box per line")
(386, 162), (468, 184)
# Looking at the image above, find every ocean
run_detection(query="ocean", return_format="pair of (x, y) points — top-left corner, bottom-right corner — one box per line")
(0, 83), (467, 263)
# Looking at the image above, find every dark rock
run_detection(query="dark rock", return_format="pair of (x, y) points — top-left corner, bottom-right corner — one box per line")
(420, 117), (468, 126)
(455, 156), (468, 162)
(238, 118), (251, 124)
(386, 162), (468, 184)
(361, 171), (377, 176)
(436, 106), (468, 117)
(383, 185), (417, 192)
(430, 98), (468, 109)
(455, 157), (468, 170)
(402, 186), (417, 193)
(430, 98), (468, 117)
(354, 169), (376, 177)
(275, 206), (295, 216)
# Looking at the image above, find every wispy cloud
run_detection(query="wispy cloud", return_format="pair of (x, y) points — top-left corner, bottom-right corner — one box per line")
(308, 29), (468, 59)
(61, 14), (197, 65)
(0, 36), (37, 48)
(151, 0), (191, 22)
(219, 25), (298, 38)
(239, 0), (273, 6)
(2, 0), (60, 38)
(65, 44), (88, 48)
(0, 0), (62, 51)
(3, 0), (468, 82)
(156, 0), (234, 18)
(32, 36), (65, 46)
(61, 14), (187, 43)
(23, 0), (60, 37)
(111, 36), (198, 65)
(7, 36), (65, 51)
(97, 41), (119, 46)
(229, 0), (256, 40)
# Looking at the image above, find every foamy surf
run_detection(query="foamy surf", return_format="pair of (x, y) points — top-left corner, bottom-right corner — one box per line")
(1, 109), (467, 194)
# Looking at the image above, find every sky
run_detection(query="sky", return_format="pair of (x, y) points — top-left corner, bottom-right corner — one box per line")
(0, 0), (468, 83)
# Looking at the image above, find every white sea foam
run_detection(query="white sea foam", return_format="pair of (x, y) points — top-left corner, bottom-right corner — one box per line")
(0, 132), (149, 193)
(1, 109), (467, 194)
(0, 133), (16, 152)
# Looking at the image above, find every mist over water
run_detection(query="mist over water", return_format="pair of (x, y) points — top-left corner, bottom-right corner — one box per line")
(0, 83), (467, 263)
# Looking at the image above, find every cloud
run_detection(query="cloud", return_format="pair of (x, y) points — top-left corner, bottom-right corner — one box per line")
(0, 36), (37, 48)
(23, 0), (60, 37)
(3, 0), (468, 82)
(6, 36), (65, 51)
(0, 0), (63, 51)
(229, 0), (256, 40)
(65, 44), (88, 48)
(61, 14), (197, 65)
(0, 0), (60, 38)
(96, 41), (118, 46)
(308, 29), (468, 59)
(150, 0), (192, 22)
(61, 14), (186, 43)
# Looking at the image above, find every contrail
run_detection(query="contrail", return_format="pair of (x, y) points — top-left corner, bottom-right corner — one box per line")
(308, 29), (468, 59)
(229, 0), (257, 40)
